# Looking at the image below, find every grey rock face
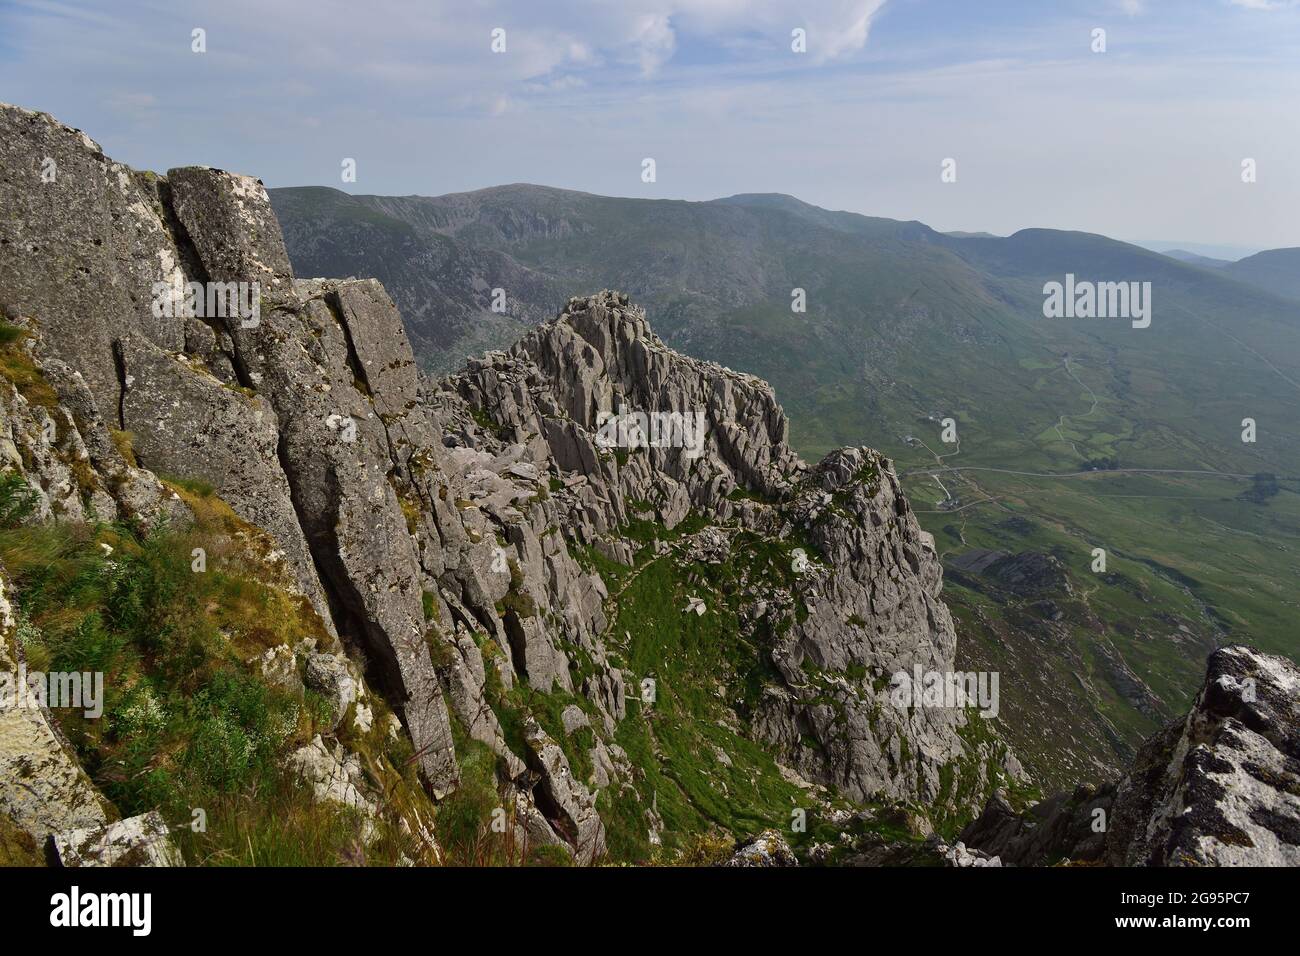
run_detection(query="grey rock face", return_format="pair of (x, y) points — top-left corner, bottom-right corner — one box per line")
(218, 279), (457, 796)
(167, 166), (294, 287)
(0, 104), (185, 407)
(117, 333), (330, 623)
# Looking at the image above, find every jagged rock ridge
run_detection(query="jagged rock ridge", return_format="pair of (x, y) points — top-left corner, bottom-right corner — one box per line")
(435, 291), (1018, 808)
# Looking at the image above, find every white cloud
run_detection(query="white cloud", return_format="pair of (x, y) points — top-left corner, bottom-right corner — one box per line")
(1229, 0), (1299, 9)
(527, 1), (890, 75)
(630, 13), (678, 75)
(815, 1), (889, 60)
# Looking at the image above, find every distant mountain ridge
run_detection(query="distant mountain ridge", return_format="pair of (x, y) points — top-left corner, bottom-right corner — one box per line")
(272, 185), (1300, 384)
(1221, 247), (1300, 301)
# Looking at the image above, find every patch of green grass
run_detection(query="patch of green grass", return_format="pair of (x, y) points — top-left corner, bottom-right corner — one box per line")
(0, 469), (39, 527)
(422, 590), (441, 623)
(159, 474), (216, 498)
(469, 405), (510, 441)
(597, 534), (810, 861)
(0, 319), (24, 345)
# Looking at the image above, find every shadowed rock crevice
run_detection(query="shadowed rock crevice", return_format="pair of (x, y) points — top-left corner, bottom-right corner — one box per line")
(325, 289), (375, 398)
(110, 339), (129, 433)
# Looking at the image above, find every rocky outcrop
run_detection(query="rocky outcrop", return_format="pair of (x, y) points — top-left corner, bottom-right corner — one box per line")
(0, 102), (460, 796)
(444, 289), (799, 529)
(436, 292), (1011, 814)
(753, 447), (981, 805)
(962, 646), (1300, 866)
(522, 719), (605, 865)
(1107, 645), (1299, 866)
(288, 736), (379, 828)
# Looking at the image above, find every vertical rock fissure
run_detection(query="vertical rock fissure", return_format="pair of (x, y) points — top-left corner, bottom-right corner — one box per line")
(153, 178), (211, 289)
(325, 290), (374, 397)
(273, 429), (409, 719)
(110, 340), (129, 433)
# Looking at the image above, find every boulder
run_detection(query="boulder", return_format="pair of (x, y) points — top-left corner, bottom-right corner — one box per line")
(303, 652), (359, 730)
(49, 811), (183, 867)
(522, 719), (605, 864)
(725, 829), (797, 867)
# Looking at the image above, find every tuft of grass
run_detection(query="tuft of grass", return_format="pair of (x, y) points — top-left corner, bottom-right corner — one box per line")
(173, 773), (370, 867)
(434, 729), (528, 866)
(159, 474), (216, 498)
(0, 321), (25, 346)
(0, 469), (39, 526)
(421, 590), (441, 623)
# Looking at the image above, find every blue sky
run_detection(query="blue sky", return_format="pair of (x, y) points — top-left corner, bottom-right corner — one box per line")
(2, 0), (1298, 247)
